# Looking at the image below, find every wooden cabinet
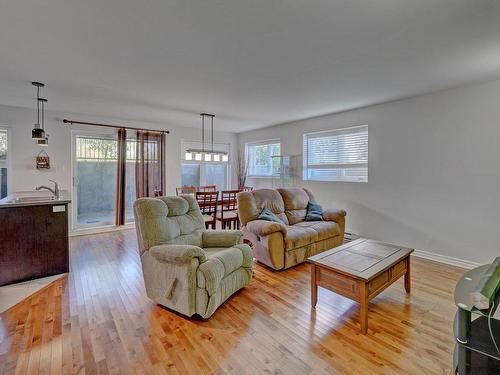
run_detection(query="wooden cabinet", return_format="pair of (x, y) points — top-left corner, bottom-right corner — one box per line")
(0, 203), (69, 286)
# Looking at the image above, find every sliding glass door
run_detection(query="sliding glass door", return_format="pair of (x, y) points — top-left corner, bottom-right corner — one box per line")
(72, 130), (165, 230)
(73, 134), (118, 228)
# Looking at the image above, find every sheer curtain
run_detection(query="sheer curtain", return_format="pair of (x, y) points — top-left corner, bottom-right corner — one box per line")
(135, 131), (166, 198)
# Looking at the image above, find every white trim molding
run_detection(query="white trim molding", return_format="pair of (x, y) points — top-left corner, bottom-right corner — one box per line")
(413, 249), (483, 270)
(70, 223), (135, 237)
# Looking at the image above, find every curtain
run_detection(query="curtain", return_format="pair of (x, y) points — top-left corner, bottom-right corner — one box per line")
(135, 131), (165, 198)
(115, 128), (127, 226)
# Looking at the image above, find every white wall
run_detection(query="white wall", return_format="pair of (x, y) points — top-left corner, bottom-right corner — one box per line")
(239, 78), (500, 265)
(0, 104), (238, 204)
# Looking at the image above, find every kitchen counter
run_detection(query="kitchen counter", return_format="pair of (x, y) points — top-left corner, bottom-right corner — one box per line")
(0, 190), (71, 208)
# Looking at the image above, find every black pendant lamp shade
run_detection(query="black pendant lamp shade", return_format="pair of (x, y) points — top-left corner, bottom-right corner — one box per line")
(31, 82), (46, 140)
(32, 127), (45, 140)
(37, 135), (49, 146)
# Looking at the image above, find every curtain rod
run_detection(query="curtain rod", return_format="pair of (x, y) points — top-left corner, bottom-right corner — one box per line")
(62, 119), (170, 134)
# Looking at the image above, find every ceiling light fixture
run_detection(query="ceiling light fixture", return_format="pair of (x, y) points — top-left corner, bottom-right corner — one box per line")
(31, 82), (46, 140)
(184, 113), (228, 162)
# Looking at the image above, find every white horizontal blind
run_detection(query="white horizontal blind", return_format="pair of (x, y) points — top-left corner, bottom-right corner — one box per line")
(303, 125), (368, 182)
(246, 140), (281, 176)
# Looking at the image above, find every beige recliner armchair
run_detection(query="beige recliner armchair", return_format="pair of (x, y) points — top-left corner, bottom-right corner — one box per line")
(237, 188), (346, 270)
(134, 195), (253, 318)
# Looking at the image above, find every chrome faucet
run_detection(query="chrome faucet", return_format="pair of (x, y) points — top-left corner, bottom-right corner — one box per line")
(36, 179), (60, 199)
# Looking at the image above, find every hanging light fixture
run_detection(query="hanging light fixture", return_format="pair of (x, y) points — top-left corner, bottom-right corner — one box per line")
(31, 82), (46, 140)
(37, 98), (49, 146)
(184, 113), (229, 162)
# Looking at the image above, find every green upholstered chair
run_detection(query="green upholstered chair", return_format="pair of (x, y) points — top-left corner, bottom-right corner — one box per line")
(133, 195), (253, 319)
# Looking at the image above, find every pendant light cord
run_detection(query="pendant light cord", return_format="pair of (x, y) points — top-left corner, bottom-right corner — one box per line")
(36, 85), (40, 127)
(201, 114), (205, 153)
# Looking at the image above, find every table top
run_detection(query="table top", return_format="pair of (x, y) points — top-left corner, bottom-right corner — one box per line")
(454, 264), (500, 320)
(307, 238), (414, 281)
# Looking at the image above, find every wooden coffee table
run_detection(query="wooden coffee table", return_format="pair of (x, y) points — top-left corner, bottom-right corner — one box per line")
(308, 238), (413, 334)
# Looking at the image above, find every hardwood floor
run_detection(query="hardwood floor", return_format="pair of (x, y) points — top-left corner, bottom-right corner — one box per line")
(0, 229), (465, 374)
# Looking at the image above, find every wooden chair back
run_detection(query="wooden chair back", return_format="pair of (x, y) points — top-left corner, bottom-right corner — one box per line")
(217, 189), (242, 229)
(196, 191), (219, 229)
(239, 186), (253, 192)
(198, 185), (217, 192)
(220, 190), (240, 212)
(176, 186), (197, 196)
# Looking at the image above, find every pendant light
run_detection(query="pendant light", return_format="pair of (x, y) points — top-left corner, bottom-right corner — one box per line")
(31, 82), (46, 140)
(184, 113), (228, 162)
(36, 98), (49, 146)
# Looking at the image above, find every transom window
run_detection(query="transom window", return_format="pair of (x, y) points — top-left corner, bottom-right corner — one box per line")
(303, 125), (368, 182)
(246, 140), (281, 177)
(181, 140), (230, 191)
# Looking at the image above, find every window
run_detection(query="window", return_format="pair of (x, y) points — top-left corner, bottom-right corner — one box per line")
(303, 125), (368, 182)
(246, 140), (281, 177)
(0, 129), (7, 199)
(74, 135), (118, 228)
(181, 140), (230, 190)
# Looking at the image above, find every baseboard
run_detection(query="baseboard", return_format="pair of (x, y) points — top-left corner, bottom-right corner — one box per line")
(70, 224), (135, 237)
(412, 249), (482, 270)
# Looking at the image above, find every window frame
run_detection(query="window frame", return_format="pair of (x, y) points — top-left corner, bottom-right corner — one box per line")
(245, 139), (281, 178)
(302, 125), (368, 183)
(0, 126), (11, 199)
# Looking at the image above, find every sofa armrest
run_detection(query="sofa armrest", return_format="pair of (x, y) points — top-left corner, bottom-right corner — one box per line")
(245, 220), (287, 237)
(202, 230), (244, 248)
(322, 208), (347, 223)
(149, 244), (207, 264)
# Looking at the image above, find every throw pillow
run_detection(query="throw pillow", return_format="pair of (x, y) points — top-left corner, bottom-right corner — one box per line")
(305, 202), (323, 221)
(258, 208), (283, 223)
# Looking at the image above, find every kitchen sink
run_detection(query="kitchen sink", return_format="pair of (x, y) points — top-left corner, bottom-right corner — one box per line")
(14, 196), (55, 203)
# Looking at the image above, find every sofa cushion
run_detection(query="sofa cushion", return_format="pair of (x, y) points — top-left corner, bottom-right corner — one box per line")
(294, 221), (340, 241)
(278, 188), (310, 224)
(254, 189), (286, 214)
(134, 195), (204, 254)
(237, 189), (288, 225)
(284, 225), (318, 250)
(197, 246), (249, 294)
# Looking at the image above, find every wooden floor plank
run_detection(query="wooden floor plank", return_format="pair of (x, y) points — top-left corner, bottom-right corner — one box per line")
(0, 229), (465, 374)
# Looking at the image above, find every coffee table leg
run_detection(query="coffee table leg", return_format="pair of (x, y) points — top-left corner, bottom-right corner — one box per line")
(404, 256), (411, 294)
(311, 264), (318, 308)
(359, 282), (368, 334)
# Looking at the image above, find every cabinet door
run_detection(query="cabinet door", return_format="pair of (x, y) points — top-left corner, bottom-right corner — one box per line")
(0, 206), (36, 285)
(0, 204), (69, 286)
(33, 205), (69, 277)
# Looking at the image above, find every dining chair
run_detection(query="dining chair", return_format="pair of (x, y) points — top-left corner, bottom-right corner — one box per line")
(217, 190), (241, 229)
(196, 191), (219, 229)
(198, 185), (217, 192)
(176, 186), (197, 196)
(239, 186), (253, 192)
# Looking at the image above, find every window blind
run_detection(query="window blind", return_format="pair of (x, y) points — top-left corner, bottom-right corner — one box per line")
(303, 125), (368, 182)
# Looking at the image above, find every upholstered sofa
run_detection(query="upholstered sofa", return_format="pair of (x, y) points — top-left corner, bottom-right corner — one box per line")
(134, 195), (253, 318)
(237, 188), (346, 270)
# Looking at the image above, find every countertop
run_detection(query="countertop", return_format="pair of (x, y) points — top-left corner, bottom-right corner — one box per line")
(0, 190), (71, 208)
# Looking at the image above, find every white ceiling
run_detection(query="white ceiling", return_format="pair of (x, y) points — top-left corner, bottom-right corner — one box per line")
(1, 0), (500, 133)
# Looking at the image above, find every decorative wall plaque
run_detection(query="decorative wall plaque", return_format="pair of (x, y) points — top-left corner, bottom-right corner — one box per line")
(36, 150), (50, 169)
